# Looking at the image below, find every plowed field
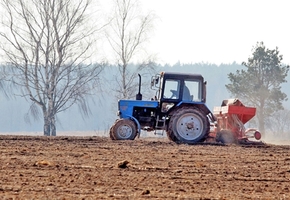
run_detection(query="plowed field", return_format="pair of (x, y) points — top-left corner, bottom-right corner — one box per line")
(1, 135), (290, 199)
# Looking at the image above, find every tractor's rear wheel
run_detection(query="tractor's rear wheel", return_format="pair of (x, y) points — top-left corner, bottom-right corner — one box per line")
(110, 119), (137, 140)
(166, 130), (178, 142)
(167, 107), (210, 144)
(216, 130), (237, 144)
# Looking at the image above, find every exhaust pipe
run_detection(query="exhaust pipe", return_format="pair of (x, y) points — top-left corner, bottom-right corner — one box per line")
(136, 74), (142, 100)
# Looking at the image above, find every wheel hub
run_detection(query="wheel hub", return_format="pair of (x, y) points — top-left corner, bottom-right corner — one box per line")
(176, 114), (203, 140)
(117, 125), (132, 138)
(186, 121), (194, 129)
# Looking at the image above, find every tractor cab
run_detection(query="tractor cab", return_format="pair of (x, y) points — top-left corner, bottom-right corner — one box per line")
(151, 72), (207, 113)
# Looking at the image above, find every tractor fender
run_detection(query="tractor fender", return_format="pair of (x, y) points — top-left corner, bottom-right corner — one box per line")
(122, 114), (141, 138)
(168, 102), (216, 123)
(174, 101), (211, 114)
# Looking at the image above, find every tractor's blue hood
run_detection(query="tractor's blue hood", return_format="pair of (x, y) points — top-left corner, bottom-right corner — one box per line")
(118, 100), (158, 118)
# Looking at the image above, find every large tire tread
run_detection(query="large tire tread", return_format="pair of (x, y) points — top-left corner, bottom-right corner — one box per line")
(109, 125), (116, 140)
(168, 107), (210, 144)
(166, 130), (178, 142)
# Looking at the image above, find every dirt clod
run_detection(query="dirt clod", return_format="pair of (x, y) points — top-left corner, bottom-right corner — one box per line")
(141, 189), (150, 195)
(117, 160), (129, 168)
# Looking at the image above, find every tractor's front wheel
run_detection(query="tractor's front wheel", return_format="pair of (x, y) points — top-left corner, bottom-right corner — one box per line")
(167, 107), (210, 144)
(110, 119), (137, 140)
(109, 125), (116, 140)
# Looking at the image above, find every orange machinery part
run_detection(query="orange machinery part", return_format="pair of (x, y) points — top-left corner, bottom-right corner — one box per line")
(214, 105), (256, 124)
(211, 99), (260, 141)
(214, 98), (256, 124)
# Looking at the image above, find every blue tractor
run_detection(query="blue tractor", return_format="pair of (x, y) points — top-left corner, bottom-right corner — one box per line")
(109, 72), (216, 144)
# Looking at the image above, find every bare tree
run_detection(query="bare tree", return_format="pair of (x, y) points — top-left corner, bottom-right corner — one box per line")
(106, 0), (156, 99)
(0, 0), (105, 136)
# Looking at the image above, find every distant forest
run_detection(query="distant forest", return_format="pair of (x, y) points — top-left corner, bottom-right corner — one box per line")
(0, 62), (289, 133)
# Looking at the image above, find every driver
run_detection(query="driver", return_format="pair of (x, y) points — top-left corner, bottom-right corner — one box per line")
(182, 84), (191, 101)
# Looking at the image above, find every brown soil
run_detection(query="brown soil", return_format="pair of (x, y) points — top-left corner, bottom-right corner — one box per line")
(1, 135), (290, 199)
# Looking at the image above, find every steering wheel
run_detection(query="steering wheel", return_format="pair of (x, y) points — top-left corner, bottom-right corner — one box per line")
(169, 89), (178, 98)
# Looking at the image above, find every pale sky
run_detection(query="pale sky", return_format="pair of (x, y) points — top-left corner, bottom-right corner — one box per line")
(1, 1), (289, 66)
(142, 0), (290, 65)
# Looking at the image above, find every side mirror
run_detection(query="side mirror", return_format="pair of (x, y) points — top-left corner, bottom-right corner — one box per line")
(151, 76), (159, 88)
(151, 78), (154, 87)
(155, 77), (159, 84)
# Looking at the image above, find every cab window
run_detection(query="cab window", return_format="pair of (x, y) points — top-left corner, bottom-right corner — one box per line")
(163, 79), (180, 99)
(184, 80), (201, 101)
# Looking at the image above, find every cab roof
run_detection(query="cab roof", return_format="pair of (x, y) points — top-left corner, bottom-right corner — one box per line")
(161, 71), (204, 80)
